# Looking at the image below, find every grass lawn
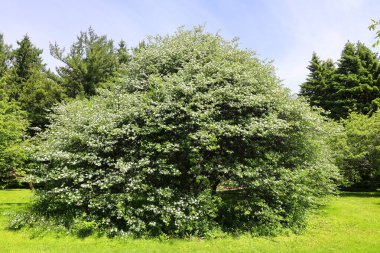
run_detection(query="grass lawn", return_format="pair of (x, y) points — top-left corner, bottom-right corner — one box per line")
(0, 189), (379, 253)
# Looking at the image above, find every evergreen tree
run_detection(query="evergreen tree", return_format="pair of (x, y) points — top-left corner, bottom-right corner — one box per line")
(1, 35), (65, 131)
(300, 53), (323, 104)
(300, 53), (335, 108)
(300, 53), (337, 118)
(117, 40), (131, 66)
(12, 35), (44, 82)
(3, 35), (45, 101)
(50, 27), (122, 98)
(0, 34), (11, 77)
(301, 42), (380, 120)
(333, 42), (380, 118)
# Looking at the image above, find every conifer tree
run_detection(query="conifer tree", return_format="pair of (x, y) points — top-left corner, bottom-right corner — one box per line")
(4, 35), (45, 101)
(12, 35), (44, 83)
(50, 27), (122, 98)
(0, 93), (28, 187)
(300, 53), (328, 106)
(117, 40), (131, 66)
(0, 34), (11, 77)
(301, 42), (380, 119)
(333, 42), (379, 118)
(300, 53), (336, 115)
(2, 35), (65, 131)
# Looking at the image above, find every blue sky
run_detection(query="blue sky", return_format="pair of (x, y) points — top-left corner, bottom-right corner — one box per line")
(1, 0), (380, 93)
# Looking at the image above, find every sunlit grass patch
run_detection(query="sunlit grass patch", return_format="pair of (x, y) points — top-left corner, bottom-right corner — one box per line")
(0, 189), (379, 253)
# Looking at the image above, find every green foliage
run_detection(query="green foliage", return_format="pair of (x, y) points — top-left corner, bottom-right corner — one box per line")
(369, 19), (380, 47)
(28, 27), (339, 237)
(0, 34), (11, 77)
(50, 27), (127, 98)
(10, 35), (44, 87)
(340, 111), (380, 189)
(17, 71), (66, 131)
(0, 97), (28, 187)
(117, 40), (131, 67)
(0, 35), (65, 132)
(3, 35), (45, 101)
(300, 42), (380, 120)
(300, 53), (335, 115)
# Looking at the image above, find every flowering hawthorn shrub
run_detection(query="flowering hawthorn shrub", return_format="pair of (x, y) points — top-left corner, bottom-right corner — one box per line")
(25, 27), (339, 237)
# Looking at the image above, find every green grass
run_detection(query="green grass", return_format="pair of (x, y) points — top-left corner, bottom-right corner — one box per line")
(0, 189), (379, 253)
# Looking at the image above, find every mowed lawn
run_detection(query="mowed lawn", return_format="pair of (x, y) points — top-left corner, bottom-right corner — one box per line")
(0, 189), (379, 253)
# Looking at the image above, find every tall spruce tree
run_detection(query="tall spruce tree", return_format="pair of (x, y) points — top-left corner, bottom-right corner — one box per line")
(50, 27), (122, 98)
(300, 53), (336, 118)
(300, 53), (335, 108)
(4, 35), (45, 101)
(334, 42), (379, 118)
(2, 35), (65, 131)
(12, 35), (44, 83)
(300, 53), (323, 105)
(301, 42), (380, 120)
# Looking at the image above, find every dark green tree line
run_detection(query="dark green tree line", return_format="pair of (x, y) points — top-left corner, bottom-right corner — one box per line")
(300, 42), (380, 120)
(0, 34), (11, 77)
(0, 35), (65, 131)
(0, 28), (132, 187)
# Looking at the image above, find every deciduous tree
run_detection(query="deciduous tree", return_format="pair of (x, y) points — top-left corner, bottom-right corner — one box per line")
(0, 93), (27, 187)
(27, 27), (339, 237)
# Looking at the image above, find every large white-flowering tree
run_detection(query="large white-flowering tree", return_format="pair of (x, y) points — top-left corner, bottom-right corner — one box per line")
(26, 27), (339, 237)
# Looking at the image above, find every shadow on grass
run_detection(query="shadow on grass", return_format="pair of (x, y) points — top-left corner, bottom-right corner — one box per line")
(0, 203), (29, 213)
(0, 203), (27, 206)
(339, 191), (380, 198)
(0, 189), (31, 192)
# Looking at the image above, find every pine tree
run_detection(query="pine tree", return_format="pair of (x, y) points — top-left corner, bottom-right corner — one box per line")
(50, 27), (121, 98)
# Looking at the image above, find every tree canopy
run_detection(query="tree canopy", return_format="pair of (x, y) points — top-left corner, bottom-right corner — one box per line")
(0, 34), (11, 77)
(300, 42), (380, 120)
(340, 111), (380, 189)
(50, 27), (129, 98)
(0, 35), (65, 132)
(0, 93), (28, 187)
